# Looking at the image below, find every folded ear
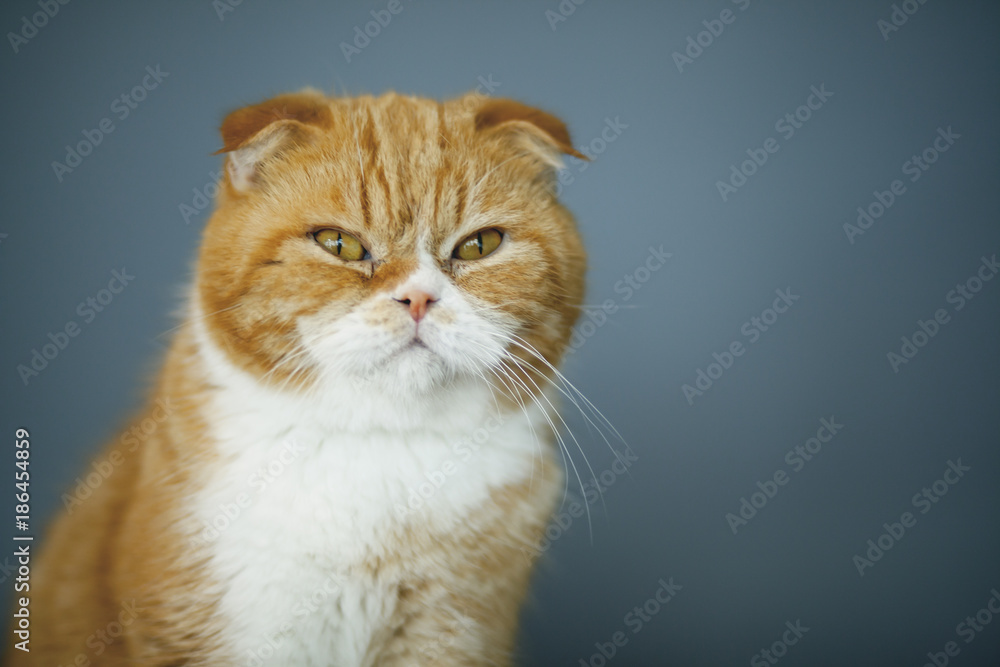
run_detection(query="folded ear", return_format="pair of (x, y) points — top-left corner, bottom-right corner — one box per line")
(474, 98), (587, 169)
(215, 90), (332, 192)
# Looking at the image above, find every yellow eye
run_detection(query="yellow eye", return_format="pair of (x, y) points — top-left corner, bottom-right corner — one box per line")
(454, 228), (503, 260)
(314, 229), (368, 261)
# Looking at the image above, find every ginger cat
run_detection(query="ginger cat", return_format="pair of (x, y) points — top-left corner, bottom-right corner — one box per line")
(11, 89), (589, 666)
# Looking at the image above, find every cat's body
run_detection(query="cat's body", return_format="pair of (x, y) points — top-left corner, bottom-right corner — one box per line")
(11, 90), (586, 666)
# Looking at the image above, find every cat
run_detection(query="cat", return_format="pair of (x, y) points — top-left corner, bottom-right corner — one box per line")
(10, 88), (592, 666)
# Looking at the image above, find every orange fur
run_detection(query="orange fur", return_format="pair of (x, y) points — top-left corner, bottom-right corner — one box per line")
(9, 89), (586, 665)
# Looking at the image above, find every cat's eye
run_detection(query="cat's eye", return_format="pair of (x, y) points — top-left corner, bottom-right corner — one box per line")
(314, 229), (368, 261)
(453, 228), (503, 261)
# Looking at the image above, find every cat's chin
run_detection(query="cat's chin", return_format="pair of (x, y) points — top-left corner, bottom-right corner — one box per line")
(340, 341), (456, 397)
(382, 343), (452, 393)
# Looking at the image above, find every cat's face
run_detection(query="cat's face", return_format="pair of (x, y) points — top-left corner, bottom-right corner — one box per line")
(196, 91), (585, 400)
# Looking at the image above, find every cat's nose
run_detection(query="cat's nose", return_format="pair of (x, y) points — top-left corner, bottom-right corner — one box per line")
(393, 290), (437, 323)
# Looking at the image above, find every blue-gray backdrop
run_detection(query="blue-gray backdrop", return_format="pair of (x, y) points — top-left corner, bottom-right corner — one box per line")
(2, 1), (998, 665)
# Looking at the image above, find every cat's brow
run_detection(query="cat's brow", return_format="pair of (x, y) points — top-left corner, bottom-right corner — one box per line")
(358, 108), (378, 229)
(431, 101), (451, 228)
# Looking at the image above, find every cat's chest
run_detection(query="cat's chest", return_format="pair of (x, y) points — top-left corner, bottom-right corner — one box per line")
(194, 422), (526, 559)
(190, 398), (537, 665)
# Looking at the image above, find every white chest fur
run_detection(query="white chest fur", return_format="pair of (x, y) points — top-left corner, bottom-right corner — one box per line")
(189, 322), (545, 666)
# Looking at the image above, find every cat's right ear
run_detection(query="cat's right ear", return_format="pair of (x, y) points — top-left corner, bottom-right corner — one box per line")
(215, 90), (332, 193)
(473, 98), (587, 170)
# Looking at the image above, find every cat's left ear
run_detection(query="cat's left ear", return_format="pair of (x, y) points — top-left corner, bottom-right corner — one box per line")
(215, 90), (332, 192)
(474, 98), (587, 169)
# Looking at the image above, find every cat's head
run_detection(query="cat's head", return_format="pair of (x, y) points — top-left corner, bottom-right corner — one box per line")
(196, 89), (586, 403)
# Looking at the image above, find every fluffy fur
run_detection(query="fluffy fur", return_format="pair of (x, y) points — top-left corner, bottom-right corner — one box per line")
(10, 89), (588, 666)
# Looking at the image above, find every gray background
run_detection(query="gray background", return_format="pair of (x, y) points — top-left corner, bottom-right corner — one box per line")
(2, 1), (999, 665)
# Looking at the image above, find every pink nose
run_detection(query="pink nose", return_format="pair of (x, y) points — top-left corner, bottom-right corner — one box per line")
(394, 290), (437, 322)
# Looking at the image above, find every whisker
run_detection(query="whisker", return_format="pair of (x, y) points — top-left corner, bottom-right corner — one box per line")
(488, 359), (576, 518)
(153, 302), (243, 341)
(497, 356), (602, 539)
(505, 332), (627, 446)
